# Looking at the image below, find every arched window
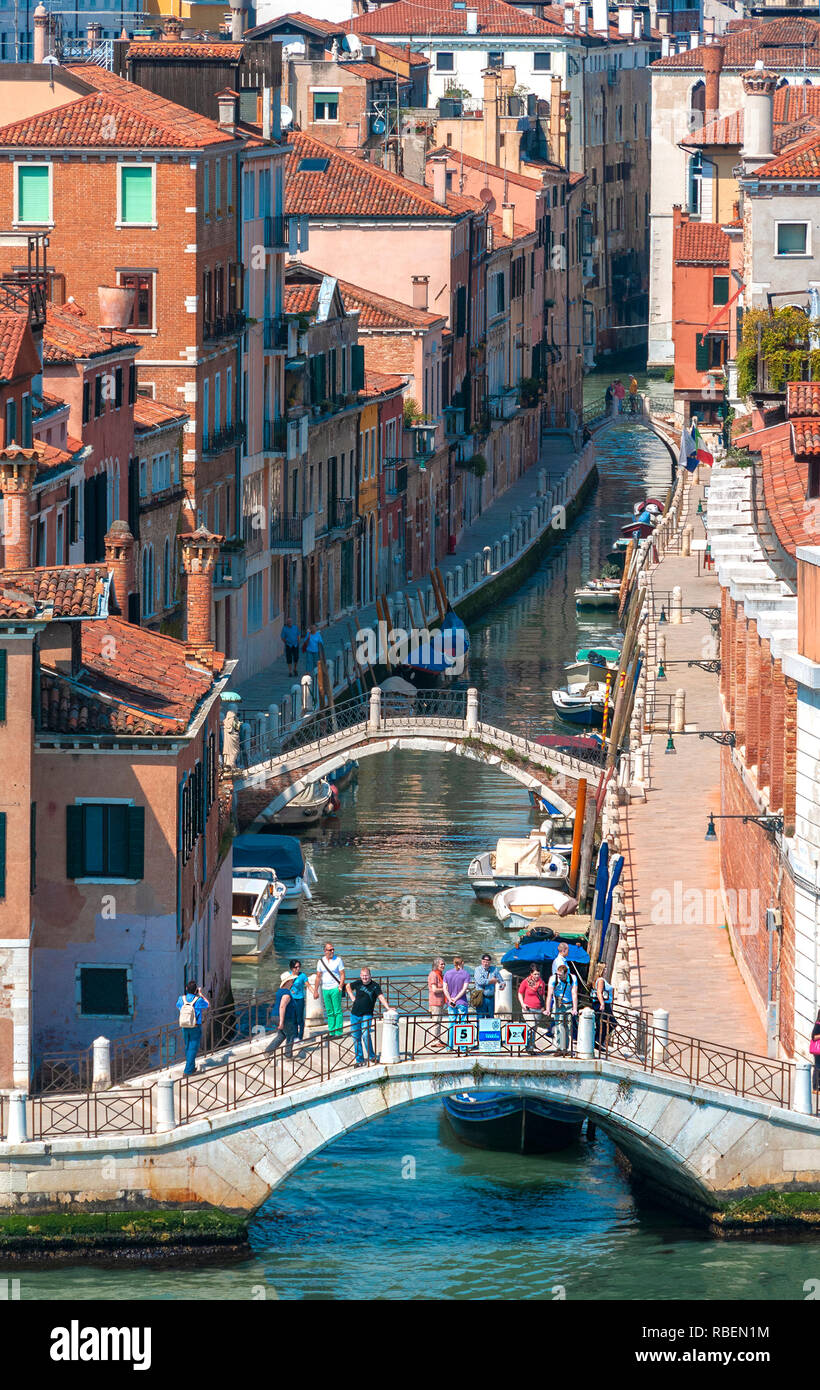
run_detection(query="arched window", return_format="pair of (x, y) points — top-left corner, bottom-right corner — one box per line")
(163, 537), (171, 609)
(689, 79), (705, 132)
(142, 543), (154, 617)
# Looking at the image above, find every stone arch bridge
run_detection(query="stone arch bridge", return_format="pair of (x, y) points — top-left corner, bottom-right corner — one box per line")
(230, 687), (606, 830)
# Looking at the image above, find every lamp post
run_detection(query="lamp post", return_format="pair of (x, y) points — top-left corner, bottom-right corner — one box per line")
(705, 812), (784, 840)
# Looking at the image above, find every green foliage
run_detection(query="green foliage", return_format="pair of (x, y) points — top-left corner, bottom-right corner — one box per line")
(403, 397), (422, 427)
(471, 454), (488, 478)
(664, 367), (674, 383)
(736, 305), (820, 398)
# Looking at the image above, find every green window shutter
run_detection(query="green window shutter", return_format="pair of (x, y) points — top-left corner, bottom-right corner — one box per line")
(66, 804), (85, 879)
(120, 166), (154, 224)
(695, 335), (709, 372)
(351, 343), (365, 392)
(0, 648), (6, 722)
(127, 805), (145, 880)
(713, 276), (729, 306)
(18, 165), (50, 223)
(0, 812), (6, 898)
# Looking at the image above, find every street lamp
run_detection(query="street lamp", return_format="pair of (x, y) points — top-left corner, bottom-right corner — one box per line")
(705, 812), (783, 841)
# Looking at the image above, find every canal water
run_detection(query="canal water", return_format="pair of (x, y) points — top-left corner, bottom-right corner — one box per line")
(21, 418), (820, 1300)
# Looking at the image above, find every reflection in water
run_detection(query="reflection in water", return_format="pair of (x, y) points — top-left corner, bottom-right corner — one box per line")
(20, 422), (818, 1301)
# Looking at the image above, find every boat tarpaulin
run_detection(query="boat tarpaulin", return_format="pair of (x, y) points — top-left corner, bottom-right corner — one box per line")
(233, 834), (306, 879)
(501, 941), (590, 971)
(494, 837), (542, 876)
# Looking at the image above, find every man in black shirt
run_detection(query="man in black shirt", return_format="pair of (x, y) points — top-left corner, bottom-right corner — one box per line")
(268, 970), (298, 1060)
(346, 967), (389, 1067)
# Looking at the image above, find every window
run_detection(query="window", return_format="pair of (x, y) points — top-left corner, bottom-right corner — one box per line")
(533, 51), (551, 71)
(142, 542), (154, 614)
(312, 91), (339, 122)
(118, 272), (153, 330)
(66, 802), (145, 880)
(487, 51), (504, 68)
(215, 158), (222, 216)
(0, 648), (6, 724)
(163, 537), (171, 608)
(4, 398), (16, 446)
(94, 375), (104, 417)
(119, 165), (154, 225)
(139, 458), (148, 498)
(16, 164), (51, 224)
(713, 276), (729, 306)
(129, 363), (137, 402)
(204, 161), (210, 218)
(114, 366), (123, 408)
(688, 151), (702, 217)
(248, 570), (263, 631)
(776, 222), (809, 256)
(437, 51), (454, 71)
(77, 965), (132, 1018)
(243, 168), (255, 219)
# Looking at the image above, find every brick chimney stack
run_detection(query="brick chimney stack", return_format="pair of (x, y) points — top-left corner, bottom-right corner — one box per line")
(104, 521), (135, 620)
(702, 38), (725, 123)
(181, 526), (221, 653)
(0, 454), (36, 570)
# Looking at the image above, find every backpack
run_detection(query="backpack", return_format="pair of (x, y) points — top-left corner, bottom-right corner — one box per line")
(179, 994), (198, 1028)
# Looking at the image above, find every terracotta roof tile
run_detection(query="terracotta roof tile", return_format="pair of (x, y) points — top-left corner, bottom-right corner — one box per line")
(127, 41), (244, 60)
(362, 368), (408, 396)
(349, 0), (562, 37)
(361, 37), (429, 66)
(283, 282), (320, 316)
(673, 220), (730, 265)
(753, 126), (820, 180)
(0, 564), (110, 617)
(286, 129), (479, 219)
(343, 60), (412, 83)
(336, 275), (444, 329)
(247, 11), (343, 37)
(0, 588), (37, 619)
(428, 146), (544, 190)
(686, 86), (820, 147)
(43, 302), (139, 364)
(792, 418), (820, 456)
(0, 312), (30, 383)
(787, 382), (820, 417)
(654, 18), (820, 70)
(132, 395), (188, 431)
(745, 420), (817, 555)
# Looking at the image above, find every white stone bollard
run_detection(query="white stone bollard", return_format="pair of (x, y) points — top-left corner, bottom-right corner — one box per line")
(495, 968), (513, 1017)
(632, 745), (646, 786)
(577, 1007), (596, 1059)
(652, 1008), (670, 1066)
(92, 1035), (111, 1090)
(379, 1009), (400, 1064)
(5, 1091), (27, 1144)
(681, 526), (692, 557)
(290, 683), (301, 723)
(673, 687), (686, 734)
(305, 975), (325, 1030)
(268, 702), (280, 740)
(465, 687), (479, 732)
(483, 545), (492, 575)
(537, 468), (547, 497)
(154, 1074), (176, 1133)
(301, 673), (313, 714)
(671, 585), (683, 624)
(657, 632), (666, 666)
(794, 1061), (814, 1115)
(368, 685), (382, 733)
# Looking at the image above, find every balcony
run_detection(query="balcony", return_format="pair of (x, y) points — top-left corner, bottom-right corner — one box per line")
(329, 496), (355, 532)
(270, 510), (311, 554)
(0, 231), (49, 331)
(263, 317), (289, 352)
(213, 540), (247, 590)
(443, 405), (467, 439)
(203, 310), (246, 343)
(384, 464), (408, 498)
(489, 390), (519, 422)
(263, 416), (288, 453)
(202, 421), (246, 457)
(264, 214), (287, 251)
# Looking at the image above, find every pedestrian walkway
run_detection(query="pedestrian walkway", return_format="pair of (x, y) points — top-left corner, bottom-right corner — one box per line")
(236, 429), (583, 711)
(623, 477), (767, 1054)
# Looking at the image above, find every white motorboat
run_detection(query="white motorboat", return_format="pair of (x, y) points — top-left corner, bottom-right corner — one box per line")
(232, 833), (317, 910)
(574, 580), (621, 610)
(551, 680), (608, 727)
(468, 831), (571, 904)
(272, 777), (334, 824)
(563, 653), (618, 685)
(231, 869), (287, 960)
(493, 885), (579, 929)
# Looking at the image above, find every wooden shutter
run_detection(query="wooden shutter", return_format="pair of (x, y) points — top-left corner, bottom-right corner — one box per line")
(127, 457), (140, 542)
(695, 335), (709, 372)
(0, 647), (6, 722)
(351, 344), (365, 392)
(18, 165), (50, 223)
(121, 166), (153, 224)
(0, 812), (5, 899)
(66, 804), (85, 879)
(127, 805), (145, 880)
(713, 276), (729, 306)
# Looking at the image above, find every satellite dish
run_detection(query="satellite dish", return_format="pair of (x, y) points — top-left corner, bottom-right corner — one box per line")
(281, 103), (294, 130)
(345, 32), (363, 56)
(479, 186), (493, 203)
(372, 116), (386, 134)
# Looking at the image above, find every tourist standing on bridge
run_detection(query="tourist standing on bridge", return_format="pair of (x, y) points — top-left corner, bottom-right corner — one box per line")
(444, 956), (471, 1047)
(613, 379), (626, 414)
(549, 941), (572, 979)
(303, 624), (324, 674)
(605, 383), (614, 416)
(518, 966), (546, 1054)
(811, 1009), (820, 1091)
(282, 618), (300, 677)
(289, 958), (309, 1039)
(428, 957), (447, 1044)
(473, 953), (503, 1019)
(176, 980), (210, 1076)
(268, 971), (298, 1060)
(628, 375), (639, 413)
(592, 964), (615, 1049)
(547, 963), (577, 1055)
(314, 942), (346, 1038)
(347, 967), (389, 1066)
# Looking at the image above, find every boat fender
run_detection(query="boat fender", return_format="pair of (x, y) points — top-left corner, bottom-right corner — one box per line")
(307, 862), (318, 885)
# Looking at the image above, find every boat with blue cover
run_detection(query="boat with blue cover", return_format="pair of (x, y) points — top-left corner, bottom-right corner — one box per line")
(401, 606), (470, 685)
(232, 833), (318, 910)
(442, 1091), (584, 1152)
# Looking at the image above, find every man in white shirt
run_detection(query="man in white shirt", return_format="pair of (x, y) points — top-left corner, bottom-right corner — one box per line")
(550, 941), (572, 978)
(313, 940), (346, 1038)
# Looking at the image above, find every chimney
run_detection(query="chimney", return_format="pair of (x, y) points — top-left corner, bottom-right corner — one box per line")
(229, 0), (248, 40)
(633, 14), (643, 39)
(618, 5), (634, 37)
(661, 33), (670, 57)
(412, 275), (429, 310)
(502, 203), (515, 240)
(658, 13), (670, 34)
(216, 88), (240, 134)
(592, 0), (608, 34)
(689, 30), (700, 50)
(181, 526), (221, 653)
(465, 8), (478, 34)
(741, 64), (777, 172)
(430, 154), (448, 205)
(563, 3), (574, 29)
(33, 3), (50, 63)
(163, 15), (183, 38)
(87, 21), (102, 45)
(104, 521), (136, 621)
(0, 455), (36, 571)
(700, 36), (723, 119)
(578, 1), (588, 30)
(483, 66), (501, 163)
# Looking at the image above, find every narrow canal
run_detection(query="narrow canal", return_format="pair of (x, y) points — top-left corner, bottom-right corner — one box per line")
(22, 416), (820, 1300)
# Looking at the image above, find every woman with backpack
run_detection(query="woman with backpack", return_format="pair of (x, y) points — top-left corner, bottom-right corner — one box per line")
(176, 980), (210, 1076)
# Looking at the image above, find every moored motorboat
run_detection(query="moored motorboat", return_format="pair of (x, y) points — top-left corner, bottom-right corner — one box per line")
(401, 606), (470, 686)
(493, 884), (578, 928)
(232, 833), (317, 910)
(574, 580), (621, 610)
(468, 830), (570, 902)
(551, 683), (607, 726)
(231, 868), (286, 960)
(272, 777), (334, 824)
(442, 1091), (584, 1153)
(574, 645), (621, 665)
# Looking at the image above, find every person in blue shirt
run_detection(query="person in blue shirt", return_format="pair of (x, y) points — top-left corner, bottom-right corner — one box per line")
(268, 970), (298, 1059)
(282, 619), (300, 677)
(302, 623), (324, 673)
(176, 980), (210, 1076)
(288, 957), (309, 1039)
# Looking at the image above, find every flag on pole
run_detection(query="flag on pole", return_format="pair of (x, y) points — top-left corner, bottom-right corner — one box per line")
(678, 425), (698, 472)
(693, 422), (714, 468)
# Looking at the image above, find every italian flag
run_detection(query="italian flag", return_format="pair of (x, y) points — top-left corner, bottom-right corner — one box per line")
(693, 423), (713, 468)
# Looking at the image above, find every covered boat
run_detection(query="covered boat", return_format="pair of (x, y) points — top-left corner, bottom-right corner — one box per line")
(493, 885), (578, 928)
(468, 831), (570, 903)
(574, 580), (621, 611)
(501, 939), (590, 984)
(272, 777), (334, 824)
(551, 682), (607, 726)
(231, 869), (286, 960)
(402, 606), (470, 685)
(442, 1091), (584, 1153)
(232, 833), (317, 909)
